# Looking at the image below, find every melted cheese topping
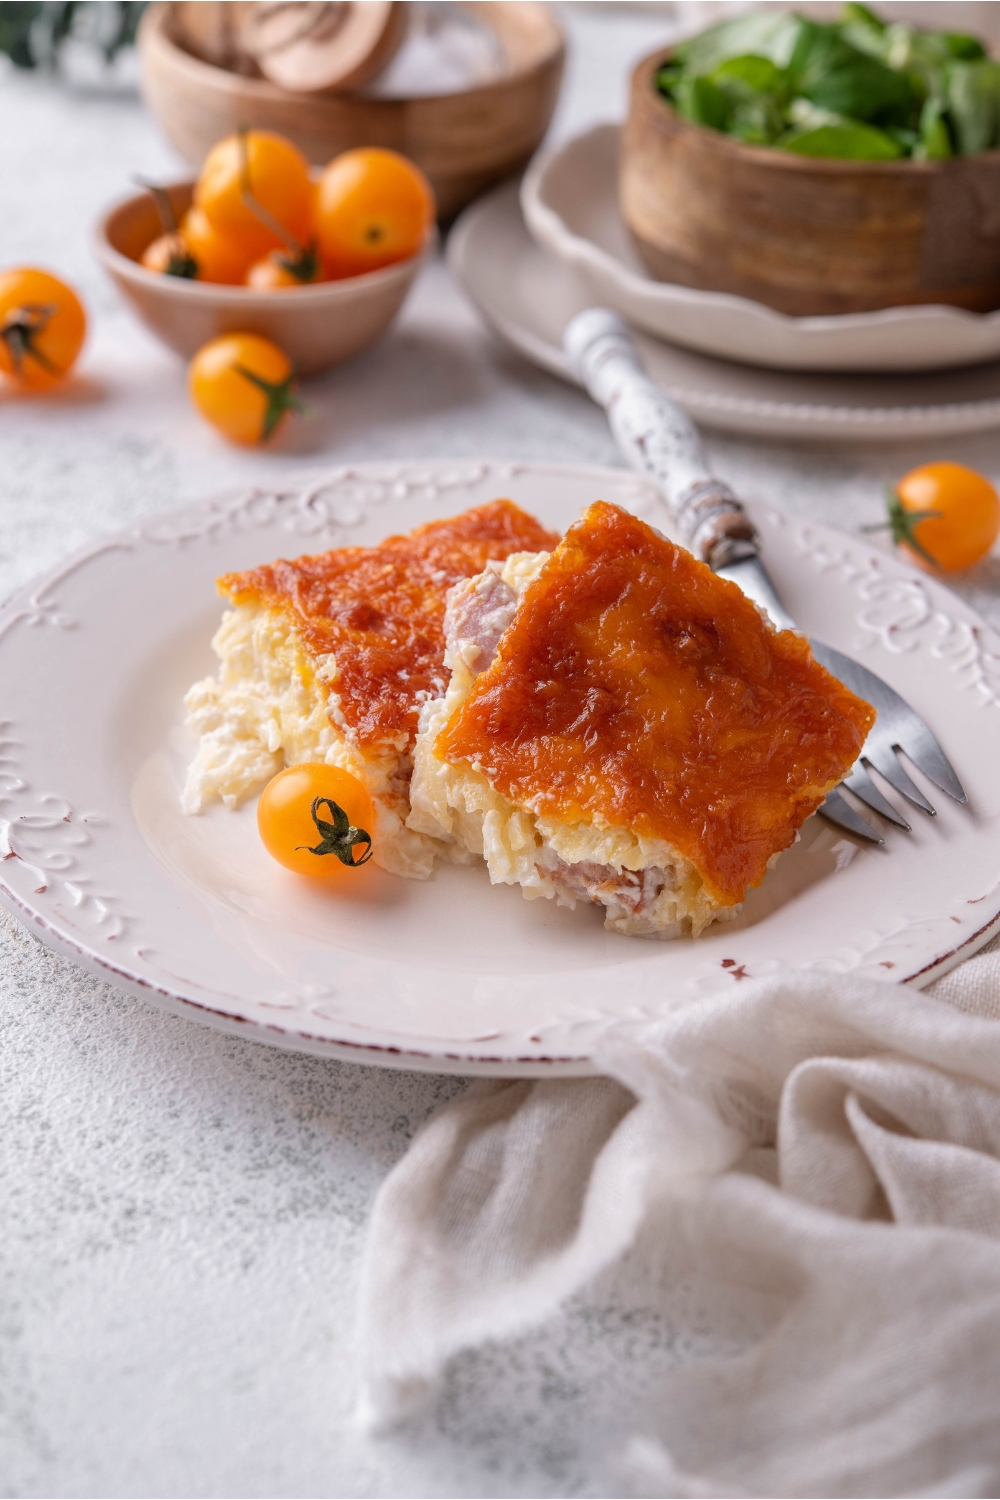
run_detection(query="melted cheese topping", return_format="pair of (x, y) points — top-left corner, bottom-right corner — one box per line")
(408, 552), (733, 937)
(217, 500), (559, 749)
(435, 503), (876, 907)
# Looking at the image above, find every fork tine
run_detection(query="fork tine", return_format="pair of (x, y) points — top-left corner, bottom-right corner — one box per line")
(819, 787), (884, 844)
(842, 765), (911, 830)
(809, 640), (968, 807)
(863, 748), (936, 815)
(897, 722), (968, 804)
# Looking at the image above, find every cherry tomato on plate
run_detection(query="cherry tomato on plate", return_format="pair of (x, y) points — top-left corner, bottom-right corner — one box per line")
(258, 764), (375, 879)
(314, 147), (435, 278)
(188, 332), (305, 445)
(876, 462), (1000, 572)
(0, 267), (86, 390)
(195, 129), (313, 261)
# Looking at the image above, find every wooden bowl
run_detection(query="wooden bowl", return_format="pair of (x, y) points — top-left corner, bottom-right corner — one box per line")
(621, 48), (1000, 317)
(138, 1), (565, 222)
(93, 182), (432, 374)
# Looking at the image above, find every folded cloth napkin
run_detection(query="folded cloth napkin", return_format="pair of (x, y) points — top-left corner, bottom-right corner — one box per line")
(359, 937), (1000, 1497)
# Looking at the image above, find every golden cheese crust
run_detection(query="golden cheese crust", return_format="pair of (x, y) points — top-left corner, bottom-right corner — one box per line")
(218, 501), (559, 748)
(435, 502), (876, 906)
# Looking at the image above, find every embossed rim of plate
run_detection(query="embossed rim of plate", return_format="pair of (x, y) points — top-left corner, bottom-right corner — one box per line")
(1, 460), (999, 1077)
(521, 123), (1000, 376)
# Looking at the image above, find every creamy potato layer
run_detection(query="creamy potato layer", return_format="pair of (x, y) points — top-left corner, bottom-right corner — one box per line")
(183, 603), (450, 879)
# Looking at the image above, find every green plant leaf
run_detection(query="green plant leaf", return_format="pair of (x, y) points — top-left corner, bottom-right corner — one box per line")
(0, 1), (146, 69)
(712, 53), (784, 95)
(946, 58), (1000, 154)
(780, 120), (904, 158)
(729, 93), (787, 144)
(842, 3), (884, 32)
(787, 19), (917, 124)
(659, 1), (993, 161)
(0, 2), (44, 65)
(655, 63), (683, 99)
(674, 9), (803, 74)
(913, 96), (953, 159)
(673, 74), (732, 131)
(946, 33), (986, 62)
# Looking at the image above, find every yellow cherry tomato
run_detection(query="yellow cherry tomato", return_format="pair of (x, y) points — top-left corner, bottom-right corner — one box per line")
(180, 206), (256, 285)
(891, 462), (1000, 572)
(258, 764), (375, 879)
(195, 129), (313, 261)
(188, 332), (303, 446)
(141, 231), (197, 279)
(0, 267), (86, 390)
(314, 148), (435, 278)
(244, 247), (322, 289)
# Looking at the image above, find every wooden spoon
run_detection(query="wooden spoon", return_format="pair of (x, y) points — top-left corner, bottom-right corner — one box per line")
(239, 1), (408, 94)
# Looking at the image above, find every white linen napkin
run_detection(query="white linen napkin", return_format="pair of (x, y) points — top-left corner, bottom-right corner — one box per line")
(359, 937), (1000, 1497)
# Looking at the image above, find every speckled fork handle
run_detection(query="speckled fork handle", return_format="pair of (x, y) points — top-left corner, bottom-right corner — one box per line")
(564, 308), (761, 571)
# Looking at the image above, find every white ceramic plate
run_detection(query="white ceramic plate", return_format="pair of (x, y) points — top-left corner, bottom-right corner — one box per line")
(2, 461), (999, 1077)
(523, 123), (1000, 375)
(449, 178), (1000, 441)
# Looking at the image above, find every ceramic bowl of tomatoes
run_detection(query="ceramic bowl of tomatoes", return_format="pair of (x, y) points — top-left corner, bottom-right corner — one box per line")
(94, 135), (437, 375)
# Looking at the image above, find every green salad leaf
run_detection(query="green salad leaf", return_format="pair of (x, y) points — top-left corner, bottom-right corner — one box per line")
(657, 2), (998, 161)
(780, 121), (903, 158)
(785, 18), (916, 122)
(946, 58), (1000, 155)
(673, 9), (802, 74)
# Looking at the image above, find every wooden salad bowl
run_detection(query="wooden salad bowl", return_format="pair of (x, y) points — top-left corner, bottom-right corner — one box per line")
(621, 48), (1000, 317)
(138, 1), (564, 222)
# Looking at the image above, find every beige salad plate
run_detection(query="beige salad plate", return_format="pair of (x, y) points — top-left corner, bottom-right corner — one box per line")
(523, 123), (1000, 376)
(450, 174), (1000, 441)
(1, 461), (998, 1075)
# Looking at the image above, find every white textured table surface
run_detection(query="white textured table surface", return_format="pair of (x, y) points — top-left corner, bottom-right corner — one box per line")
(3, 8), (1000, 1497)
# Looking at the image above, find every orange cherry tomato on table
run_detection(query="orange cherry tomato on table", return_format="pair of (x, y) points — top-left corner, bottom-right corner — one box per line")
(314, 148), (435, 278)
(0, 267), (86, 390)
(258, 764), (375, 878)
(180, 206), (257, 285)
(881, 462), (1000, 572)
(195, 129), (313, 262)
(188, 332), (304, 446)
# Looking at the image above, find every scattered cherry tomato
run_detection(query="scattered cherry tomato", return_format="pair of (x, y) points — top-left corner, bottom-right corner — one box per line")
(314, 147), (435, 278)
(180, 206), (257, 285)
(188, 332), (304, 446)
(0, 267), (86, 390)
(877, 462), (1000, 572)
(244, 246), (322, 289)
(141, 231), (197, 279)
(258, 764), (375, 878)
(195, 129), (313, 261)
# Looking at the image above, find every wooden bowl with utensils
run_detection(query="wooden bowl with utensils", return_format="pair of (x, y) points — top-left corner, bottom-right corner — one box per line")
(138, 1), (565, 222)
(94, 180), (434, 374)
(621, 47), (1000, 317)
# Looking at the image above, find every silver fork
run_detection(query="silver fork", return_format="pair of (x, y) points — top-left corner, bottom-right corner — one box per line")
(564, 309), (967, 844)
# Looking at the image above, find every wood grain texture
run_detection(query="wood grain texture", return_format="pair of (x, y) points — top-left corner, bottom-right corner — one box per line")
(139, 1), (564, 222)
(621, 49), (1000, 316)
